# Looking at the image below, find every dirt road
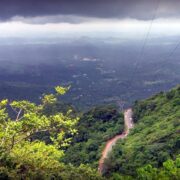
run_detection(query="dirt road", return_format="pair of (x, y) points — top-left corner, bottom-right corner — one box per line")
(98, 108), (134, 174)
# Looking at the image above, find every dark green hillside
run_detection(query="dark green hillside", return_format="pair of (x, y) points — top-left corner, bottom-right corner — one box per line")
(106, 85), (180, 176)
(62, 105), (124, 167)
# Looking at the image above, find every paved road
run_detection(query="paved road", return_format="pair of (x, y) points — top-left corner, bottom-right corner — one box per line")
(98, 108), (134, 174)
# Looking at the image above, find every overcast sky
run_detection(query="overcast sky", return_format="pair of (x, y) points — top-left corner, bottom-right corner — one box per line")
(0, 0), (180, 38)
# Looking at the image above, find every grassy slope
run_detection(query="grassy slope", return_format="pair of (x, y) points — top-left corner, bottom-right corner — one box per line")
(106, 85), (180, 176)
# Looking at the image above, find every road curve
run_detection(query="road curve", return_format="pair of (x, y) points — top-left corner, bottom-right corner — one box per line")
(98, 108), (134, 174)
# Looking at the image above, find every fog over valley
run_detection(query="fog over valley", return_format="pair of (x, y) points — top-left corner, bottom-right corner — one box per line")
(0, 34), (179, 108)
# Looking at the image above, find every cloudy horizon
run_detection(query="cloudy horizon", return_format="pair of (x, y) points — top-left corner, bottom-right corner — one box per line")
(0, 0), (180, 38)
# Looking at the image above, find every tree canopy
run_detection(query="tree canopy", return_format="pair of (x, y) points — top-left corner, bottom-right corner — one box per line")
(0, 86), (102, 179)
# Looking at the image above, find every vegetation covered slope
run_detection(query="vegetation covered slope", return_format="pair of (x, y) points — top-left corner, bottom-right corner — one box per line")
(110, 156), (180, 180)
(63, 105), (124, 167)
(0, 83), (179, 179)
(106, 85), (180, 176)
(0, 86), (103, 179)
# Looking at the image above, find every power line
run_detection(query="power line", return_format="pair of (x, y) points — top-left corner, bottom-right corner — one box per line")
(128, 0), (160, 86)
(156, 40), (180, 73)
(165, 41), (180, 60)
(138, 1), (160, 63)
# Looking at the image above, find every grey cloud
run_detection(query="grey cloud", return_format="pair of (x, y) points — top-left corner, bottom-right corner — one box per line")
(0, 0), (180, 23)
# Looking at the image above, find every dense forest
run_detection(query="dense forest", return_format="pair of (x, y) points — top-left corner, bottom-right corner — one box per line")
(62, 105), (124, 167)
(105, 85), (180, 178)
(0, 85), (179, 179)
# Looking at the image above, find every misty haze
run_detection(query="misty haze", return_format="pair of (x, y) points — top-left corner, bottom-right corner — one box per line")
(0, 35), (179, 108)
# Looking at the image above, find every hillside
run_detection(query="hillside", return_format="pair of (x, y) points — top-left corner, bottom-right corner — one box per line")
(62, 105), (124, 167)
(105, 85), (180, 177)
(0, 84), (179, 179)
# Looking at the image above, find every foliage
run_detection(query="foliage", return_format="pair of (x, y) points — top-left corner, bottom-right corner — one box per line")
(0, 86), (78, 151)
(136, 155), (180, 180)
(0, 86), (99, 179)
(106, 85), (180, 176)
(63, 105), (124, 167)
(108, 156), (180, 180)
(0, 81), (179, 179)
(57, 164), (105, 180)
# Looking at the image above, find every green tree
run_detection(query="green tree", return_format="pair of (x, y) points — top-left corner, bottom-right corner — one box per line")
(0, 86), (80, 179)
(137, 156), (180, 180)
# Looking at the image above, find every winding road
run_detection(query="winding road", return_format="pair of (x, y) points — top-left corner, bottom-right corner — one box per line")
(98, 108), (134, 174)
